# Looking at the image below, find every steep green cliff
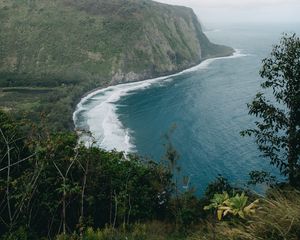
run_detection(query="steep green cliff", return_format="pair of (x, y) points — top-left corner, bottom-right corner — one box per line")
(0, 0), (233, 86)
(0, 0), (233, 130)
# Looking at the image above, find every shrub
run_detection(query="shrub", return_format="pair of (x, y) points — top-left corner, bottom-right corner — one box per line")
(204, 175), (233, 200)
(245, 189), (300, 240)
(187, 221), (251, 240)
(190, 189), (300, 240)
(0, 227), (35, 240)
(204, 192), (259, 220)
(82, 227), (117, 240)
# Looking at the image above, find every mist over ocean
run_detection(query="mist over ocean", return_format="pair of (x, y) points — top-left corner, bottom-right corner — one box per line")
(74, 23), (300, 194)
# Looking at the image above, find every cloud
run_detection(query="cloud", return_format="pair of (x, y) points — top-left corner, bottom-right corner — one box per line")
(156, 0), (300, 23)
(157, 0), (300, 9)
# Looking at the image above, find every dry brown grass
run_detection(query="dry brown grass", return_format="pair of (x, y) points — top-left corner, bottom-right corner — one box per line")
(246, 189), (300, 240)
(188, 189), (300, 240)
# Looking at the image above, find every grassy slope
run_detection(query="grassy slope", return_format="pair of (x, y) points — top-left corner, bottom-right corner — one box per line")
(0, 0), (233, 130)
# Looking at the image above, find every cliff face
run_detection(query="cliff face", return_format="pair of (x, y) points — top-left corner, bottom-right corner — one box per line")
(0, 0), (233, 86)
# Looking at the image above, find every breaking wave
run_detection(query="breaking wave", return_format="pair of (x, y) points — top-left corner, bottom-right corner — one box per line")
(73, 50), (248, 153)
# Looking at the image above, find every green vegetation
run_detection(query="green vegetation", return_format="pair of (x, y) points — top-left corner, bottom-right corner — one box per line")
(0, 1), (299, 238)
(0, 0), (233, 131)
(1, 106), (300, 239)
(241, 33), (300, 187)
(188, 190), (300, 240)
(1, 109), (299, 240)
(0, 110), (174, 238)
(204, 192), (259, 220)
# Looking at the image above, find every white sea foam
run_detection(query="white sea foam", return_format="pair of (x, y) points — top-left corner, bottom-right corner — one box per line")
(73, 50), (248, 153)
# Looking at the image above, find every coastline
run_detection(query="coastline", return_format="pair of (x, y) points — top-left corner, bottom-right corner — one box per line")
(73, 49), (249, 152)
(75, 51), (235, 101)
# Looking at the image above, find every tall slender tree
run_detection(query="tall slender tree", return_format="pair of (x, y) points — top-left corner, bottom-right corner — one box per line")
(242, 33), (300, 186)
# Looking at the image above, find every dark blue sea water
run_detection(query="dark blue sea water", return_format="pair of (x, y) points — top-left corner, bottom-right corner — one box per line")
(74, 23), (300, 194)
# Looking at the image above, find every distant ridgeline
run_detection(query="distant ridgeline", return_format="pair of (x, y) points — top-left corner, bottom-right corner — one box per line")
(0, 0), (233, 130)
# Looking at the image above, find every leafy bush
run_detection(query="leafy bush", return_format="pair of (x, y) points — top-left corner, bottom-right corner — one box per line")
(190, 189), (300, 240)
(0, 111), (173, 238)
(82, 227), (117, 240)
(131, 224), (147, 240)
(204, 192), (259, 220)
(204, 175), (233, 200)
(0, 227), (35, 240)
(54, 222), (183, 240)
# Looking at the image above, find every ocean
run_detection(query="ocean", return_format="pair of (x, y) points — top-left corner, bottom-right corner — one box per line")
(74, 23), (300, 194)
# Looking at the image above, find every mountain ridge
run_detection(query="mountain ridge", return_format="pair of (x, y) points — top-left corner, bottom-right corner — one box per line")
(0, 0), (233, 86)
(0, 0), (233, 130)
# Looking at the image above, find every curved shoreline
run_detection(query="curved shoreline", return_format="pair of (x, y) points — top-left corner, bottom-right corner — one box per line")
(73, 49), (247, 152)
(75, 51), (235, 100)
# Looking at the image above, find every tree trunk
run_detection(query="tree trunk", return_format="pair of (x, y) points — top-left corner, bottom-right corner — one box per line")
(113, 190), (118, 229)
(63, 178), (66, 235)
(288, 110), (298, 186)
(6, 142), (12, 230)
(81, 160), (89, 219)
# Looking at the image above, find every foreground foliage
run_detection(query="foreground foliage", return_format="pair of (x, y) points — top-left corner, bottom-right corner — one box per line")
(242, 33), (300, 187)
(1, 110), (300, 240)
(189, 190), (300, 240)
(204, 192), (259, 220)
(0, 111), (173, 237)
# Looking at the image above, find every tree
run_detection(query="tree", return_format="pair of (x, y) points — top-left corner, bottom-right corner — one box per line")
(0, 111), (39, 234)
(242, 33), (300, 186)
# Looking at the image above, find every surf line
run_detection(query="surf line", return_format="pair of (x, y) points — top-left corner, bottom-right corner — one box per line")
(73, 49), (248, 154)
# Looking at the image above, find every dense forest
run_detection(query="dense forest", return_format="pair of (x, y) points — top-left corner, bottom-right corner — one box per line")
(1, 108), (299, 240)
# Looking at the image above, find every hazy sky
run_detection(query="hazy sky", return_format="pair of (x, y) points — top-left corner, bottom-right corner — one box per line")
(156, 0), (300, 25)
